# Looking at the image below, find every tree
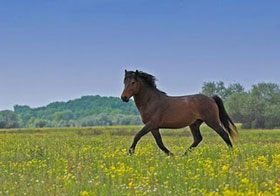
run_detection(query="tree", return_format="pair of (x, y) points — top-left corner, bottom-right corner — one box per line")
(264, 105), (280, 128)
(247, 83), (280, 128)
(226, 82), (280, 129)
(225, 92), (249, 123)
(202, 81), (244, 100)
(1, 84), (279, 129)
(12, 95), (140, 128)
(251, 82), (280, 103)
(54, 110), (74, 121)
(226, 83), (245, 97)
(202, 81), (226, 98)
(0, 110), (22, 128)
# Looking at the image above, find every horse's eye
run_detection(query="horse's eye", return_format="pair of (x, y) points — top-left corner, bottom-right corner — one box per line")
(132, 82), (135, 85)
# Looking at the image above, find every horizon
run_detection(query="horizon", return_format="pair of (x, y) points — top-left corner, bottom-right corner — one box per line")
(2, 79), (280, 111)
(1, 0), (280, 110)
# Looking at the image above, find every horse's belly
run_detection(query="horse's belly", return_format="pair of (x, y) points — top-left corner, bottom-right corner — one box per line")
(159, 103), (199, 128)
(160, 116), (196, 129)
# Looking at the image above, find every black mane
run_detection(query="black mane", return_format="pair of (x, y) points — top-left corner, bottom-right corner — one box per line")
(125, 70), (167, 95)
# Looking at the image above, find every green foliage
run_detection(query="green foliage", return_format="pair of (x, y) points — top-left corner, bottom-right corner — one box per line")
(1, 82), (280, 129)
(11, 95), (141, 128)
(0, 110), (22, 128)
(202, 81), (245, 100)
(203, 81), (280, 129)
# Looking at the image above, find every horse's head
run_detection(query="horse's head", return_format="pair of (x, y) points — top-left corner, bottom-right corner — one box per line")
(121, 70), (141, 102)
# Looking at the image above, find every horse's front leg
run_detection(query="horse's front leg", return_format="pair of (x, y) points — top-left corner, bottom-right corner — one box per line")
(151, 129), (173, 156)
(129, 124), (153, 155)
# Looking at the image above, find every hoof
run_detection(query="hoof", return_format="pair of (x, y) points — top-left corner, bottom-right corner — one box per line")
(166, 152), (174, 156)
(184, 148), (194, 156)
(128, 148), (135, 155)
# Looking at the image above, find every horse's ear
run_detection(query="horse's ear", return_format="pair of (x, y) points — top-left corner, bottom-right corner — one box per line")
(135, 70), (139, 78)
(125, 69), (127, 74)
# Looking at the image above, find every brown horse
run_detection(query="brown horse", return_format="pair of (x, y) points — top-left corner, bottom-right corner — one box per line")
(121, 70), (238, 155)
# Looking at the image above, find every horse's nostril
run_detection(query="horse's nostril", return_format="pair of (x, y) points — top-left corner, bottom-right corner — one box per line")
(121, 96), (129, 102)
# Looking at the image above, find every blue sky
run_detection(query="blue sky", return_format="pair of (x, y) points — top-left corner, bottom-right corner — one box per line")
(0, 0), (279, 110)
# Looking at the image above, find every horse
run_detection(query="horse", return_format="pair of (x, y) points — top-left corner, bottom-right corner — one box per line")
(121, 70), (238, 155)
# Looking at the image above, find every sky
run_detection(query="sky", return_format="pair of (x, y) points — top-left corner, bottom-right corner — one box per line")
(0, 0), (280, 110)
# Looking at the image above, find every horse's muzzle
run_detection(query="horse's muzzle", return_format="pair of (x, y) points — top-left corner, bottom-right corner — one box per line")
(121, 96), (129, 102)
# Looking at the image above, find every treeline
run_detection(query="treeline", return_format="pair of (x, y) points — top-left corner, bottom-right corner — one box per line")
(202, 81), (280, 129)
(0, 82), (280, 129)
(0, 95), (141, 128)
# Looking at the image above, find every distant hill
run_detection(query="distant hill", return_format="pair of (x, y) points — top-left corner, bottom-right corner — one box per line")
(1, 81), (280, 129)
(9, 95), (141, 128)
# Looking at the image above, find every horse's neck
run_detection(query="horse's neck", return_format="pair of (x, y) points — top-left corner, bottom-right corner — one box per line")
(133, 87), (163, 111)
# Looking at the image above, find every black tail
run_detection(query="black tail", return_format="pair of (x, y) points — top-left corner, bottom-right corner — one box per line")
(212, 95), (238, 139)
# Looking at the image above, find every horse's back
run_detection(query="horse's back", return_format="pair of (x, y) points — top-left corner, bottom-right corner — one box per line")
(159, 94), (219, 128)
(167, 94), (215, 106)
(158, 94), (212, 127)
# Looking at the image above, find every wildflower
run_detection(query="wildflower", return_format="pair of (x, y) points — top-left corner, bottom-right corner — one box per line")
(80, 191), (90, 196)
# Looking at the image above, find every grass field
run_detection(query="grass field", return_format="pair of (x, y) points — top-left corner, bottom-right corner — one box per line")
(1, 125), (280, 196)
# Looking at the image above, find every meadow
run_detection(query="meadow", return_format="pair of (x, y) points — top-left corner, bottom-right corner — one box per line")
(1, 125), (280, 196)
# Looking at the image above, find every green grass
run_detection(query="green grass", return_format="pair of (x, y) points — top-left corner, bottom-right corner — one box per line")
(1, 125), (280, 195)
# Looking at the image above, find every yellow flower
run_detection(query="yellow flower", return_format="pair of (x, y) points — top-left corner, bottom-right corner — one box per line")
(205, 192), (219, 196)
(275, 183), (280, 193)
(80, 191), (90, 196)
(241, 177), (250, 185)
(128, 181), (133, 188)
(222, 165), (229, 173)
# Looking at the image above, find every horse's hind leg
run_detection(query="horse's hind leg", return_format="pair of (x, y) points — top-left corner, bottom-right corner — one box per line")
(151, 129), (173, 156)
(187, 120), (203, 151)
(205, 120), (233, 147)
